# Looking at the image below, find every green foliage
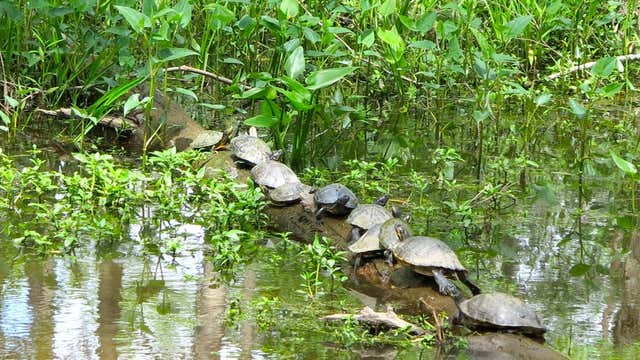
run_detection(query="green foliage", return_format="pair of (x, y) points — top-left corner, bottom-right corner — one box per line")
(0, 147), (267, 255)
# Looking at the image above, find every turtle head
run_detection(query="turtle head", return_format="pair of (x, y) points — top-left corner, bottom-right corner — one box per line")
(394, 223), (410, 241)
(270, 149), (283, 161)
(375, 194), (391, 206)
(337, 194), (350, 206)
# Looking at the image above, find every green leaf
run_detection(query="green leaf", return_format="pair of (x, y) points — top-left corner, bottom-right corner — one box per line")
(358, 29), (375, 48)
(591, 57), (616, 77)
(379, 0), (396, 17)
(123, 94), (141, 116)
(244, 114), (278, 128)
(377, 26), (405, 51)
(223, 57), (244, 65)
(174, 0), (192, 28)
(285, 46), (305, 79)
(415, 12), (436, 34)
(235, 87), (266, 99)
(0, 109), (10, 126)
(280, 0), (299, 18)
(599, 82), (624, 97)
(176, 87), (198, 101)
(305, 67), (357, 90)
(157, 47), (199, 63)
(568, 98), (586, 118)
(611, 151), (637, 175)
(115, 5), (150, 34)
(534, 93), (552, 106)
(503, 15), (532, 40)
(569, 263), (591, 277)
(5, 95), (19, 108)
(408, 40), (435, 49)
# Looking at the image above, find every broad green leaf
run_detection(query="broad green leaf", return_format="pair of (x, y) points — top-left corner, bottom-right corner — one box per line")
(123, 94), (141, 116)
(5, 95), (19, 108)
(285, 46), (305, 79)
(0, 109), (10, 126)
(568, 98), (586, 118)
(281, 76), (311, 100)
(611, 151), (637, 175)
(280, 0), (298, 18)
(415, 12), (436, 34)
(358, 29), (375, 48)
(175, 0), (192, 28)
(223, 57), (244, 65)
(302, 27), (321, 43)
(599, 82), (624, 97)
(176, 87), (198, 101)
(377, 26), (405, 51)
(235, 87), (265, 99)
(305, 67), (357, 90)
(115, 5), (150, 34)
(503, 15), (532, 40)
(275, 87), (314, 111)
(157, 47), (199, 63)
(408, 40), (435, 49)
(569, 263), (591, 277)
(398, 15), (414, 31)
(244, 114), (278, 127)
(591, 57), (616, 77)
(379, 0), (396, 17)
(198, 103), (225, 110)
(534, 93), (552, 106)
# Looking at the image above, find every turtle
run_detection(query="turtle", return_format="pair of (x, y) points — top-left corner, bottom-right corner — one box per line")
(188, 130), (224, 151)
(269, 182), (314, 206)
(378, 217), (412, 264)
(250, 160), (299, 189)
(229, 127), (281, 167)
(348, 210), (412, 273)
(456, 292), (546, 336)
(346, 194), (393, 243)
(393, 225), (481, 297)
(313, 183), (358, 218)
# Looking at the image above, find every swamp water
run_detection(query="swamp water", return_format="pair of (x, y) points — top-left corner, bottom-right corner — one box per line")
(1, 114), (640, 359)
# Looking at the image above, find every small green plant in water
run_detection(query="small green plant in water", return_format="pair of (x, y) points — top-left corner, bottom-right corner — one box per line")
(299, 233), (347, 300)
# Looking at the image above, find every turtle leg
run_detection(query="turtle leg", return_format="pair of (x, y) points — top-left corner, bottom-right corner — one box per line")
(432, 269), (462, 299)
(457, 271), (482, 295)
(315, 207), (326, 220)
(383, 249), (395, 266)
(349, 227), (361, 244)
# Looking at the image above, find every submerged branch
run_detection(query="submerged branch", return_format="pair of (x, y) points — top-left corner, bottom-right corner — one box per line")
(547, 54), (640, 80)
(322, 306), (426, 336)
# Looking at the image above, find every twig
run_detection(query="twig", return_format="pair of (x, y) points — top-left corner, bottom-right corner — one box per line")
(419, 297), (443, 343)
(164, 65), (248, 89)
(546, 54), (640, 80)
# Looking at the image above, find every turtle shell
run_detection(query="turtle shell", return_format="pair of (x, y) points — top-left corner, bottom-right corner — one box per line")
(348, 223), (383, 253)
(190, 130), (223, 150)
(230, 134), (272, 166)
(378, 218), (411, 251)
(393, 236), (465, 275)
(459, 293), (546, 335)
(269, 182), (313, 205)
(313, 183), (358, 216)
(346, 204), (392, 230)
(250, 161), (299, 189)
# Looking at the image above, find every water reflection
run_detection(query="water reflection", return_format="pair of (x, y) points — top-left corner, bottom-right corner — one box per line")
(613, 230), (640, 346)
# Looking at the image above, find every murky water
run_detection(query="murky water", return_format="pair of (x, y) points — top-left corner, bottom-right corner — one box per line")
(2, 118), (640, 359)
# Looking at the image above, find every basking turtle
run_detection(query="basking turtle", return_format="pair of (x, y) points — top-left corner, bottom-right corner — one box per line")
(189, 130), (224, 151)
(250, 160), (299, 189)
(348, 209), (412, 274)
(457, 292), (546, 336)
(313, 183), (358, 218)
(269, 182), (314, 206)
(229, 127), (281, 167)
(346, 195), (393, 243)
(393, 225), (481, 297)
